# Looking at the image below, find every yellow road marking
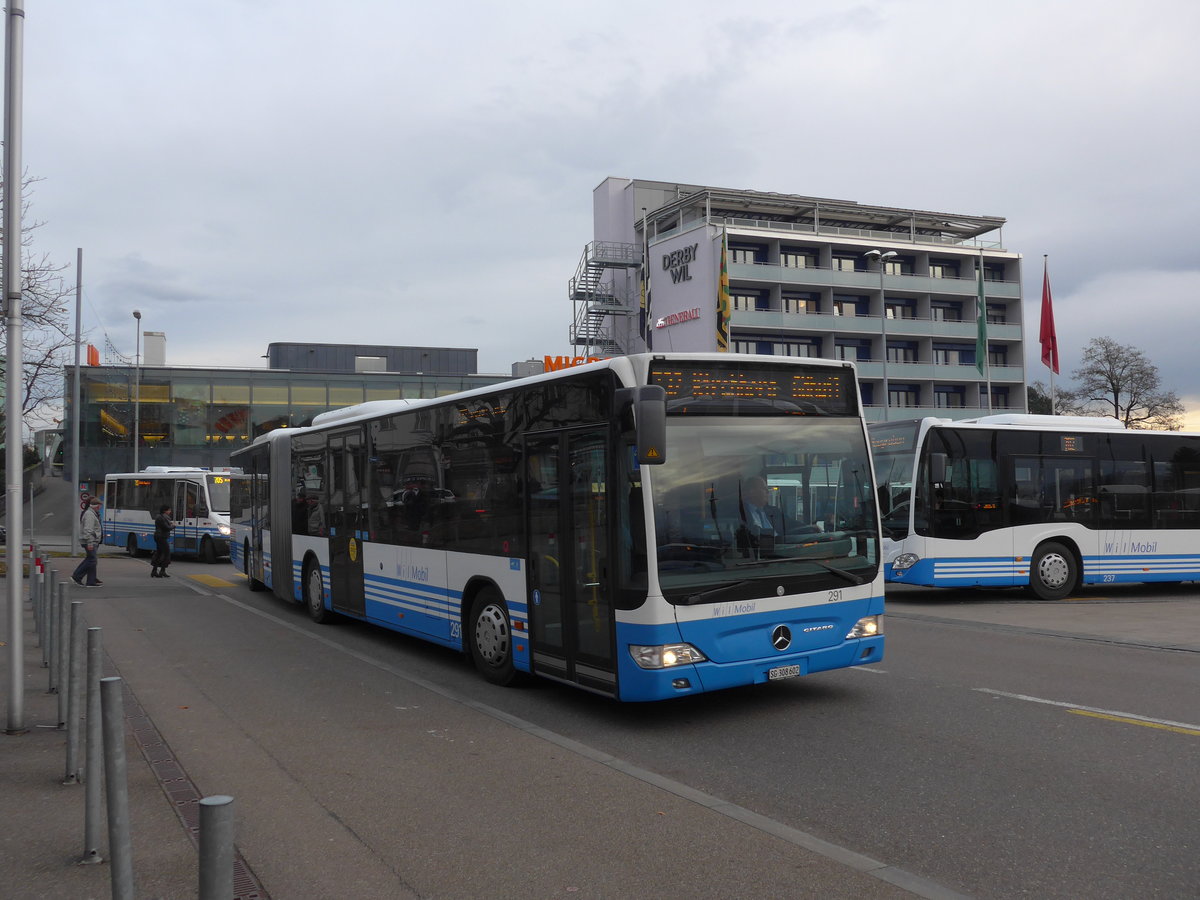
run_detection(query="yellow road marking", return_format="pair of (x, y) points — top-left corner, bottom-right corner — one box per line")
(189, 574), (238, 588)
(1069, 709), (1200, 736)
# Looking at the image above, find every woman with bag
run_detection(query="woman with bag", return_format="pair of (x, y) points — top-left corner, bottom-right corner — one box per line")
(151, 504), (174, 578)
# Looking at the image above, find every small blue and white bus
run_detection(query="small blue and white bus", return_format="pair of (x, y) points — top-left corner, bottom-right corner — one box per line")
(102, 467), (235, 562)
(871, 414), (1200, 598)
(230, 353), (884, 701)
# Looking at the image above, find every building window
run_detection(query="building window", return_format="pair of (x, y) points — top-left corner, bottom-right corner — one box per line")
(929, 260), (960, 279)
(934, 344), (974, 366)
(772, 341), (820, 358)
(730, 244), (764, 264)
(832, 256), (859, 272)
(733, 340), (758, 354)
(990, 386), (1010, 409)
(833, 295), (866, 317)
(884, 257), (913, 275)
(931, 302), (962, 322)
(984, 263), (1006, 282)
(986, 303), (1007, 324)
(835, 344), (858, 362)
(887, 342), (917, 363)
(732, 291), (768, 312)
(889, 385), (920, 408)
(782, 292), (819, 314)
(935, 387), (966, 409)
(988, 346), (1008, 367)
(885, 301), (914, 319)
(781, 250), (816, 269)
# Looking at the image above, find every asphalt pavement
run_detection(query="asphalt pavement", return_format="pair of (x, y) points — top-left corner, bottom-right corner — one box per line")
(2, 476), (1197, 899)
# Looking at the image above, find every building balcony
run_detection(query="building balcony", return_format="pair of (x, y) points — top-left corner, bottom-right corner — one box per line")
(733, 309), (1023, 342)
(729, 261), (1022, 299)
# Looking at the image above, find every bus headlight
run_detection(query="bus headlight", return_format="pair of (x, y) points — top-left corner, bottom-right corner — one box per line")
(218, 525), (232, 536)
(891, 552), (919, 572)
(629, 643), (707, 669)
(846, 616), (882, 639)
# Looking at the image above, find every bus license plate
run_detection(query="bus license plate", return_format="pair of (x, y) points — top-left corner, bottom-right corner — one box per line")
(768, 665), (801, 681)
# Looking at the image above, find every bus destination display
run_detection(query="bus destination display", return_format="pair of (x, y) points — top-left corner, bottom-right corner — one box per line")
(650, 363), (855, 415)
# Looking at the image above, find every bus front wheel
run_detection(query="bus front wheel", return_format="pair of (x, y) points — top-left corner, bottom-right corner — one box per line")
(468, 589), (517, 686)
(303, 559), (332, 624)
(126, 534), (139, 557)
(1030, 541), (1077, 601)
(201, 537), (217, 564)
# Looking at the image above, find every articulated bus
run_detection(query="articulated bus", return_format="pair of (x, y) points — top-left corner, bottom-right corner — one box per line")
(870, 414), (1200, 598)
(102, 467), (235, 562)
(230, 353), (884, 701)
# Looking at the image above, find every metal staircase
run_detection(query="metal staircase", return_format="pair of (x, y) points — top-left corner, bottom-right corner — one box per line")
(568, 241), (642, 358)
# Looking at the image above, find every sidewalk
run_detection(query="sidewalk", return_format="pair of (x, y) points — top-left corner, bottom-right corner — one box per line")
(3, 556), (922, 900)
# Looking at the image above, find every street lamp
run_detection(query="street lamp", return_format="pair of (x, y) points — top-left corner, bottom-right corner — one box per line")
(133, 310), (142, 471)
(864, 249), (898, 421)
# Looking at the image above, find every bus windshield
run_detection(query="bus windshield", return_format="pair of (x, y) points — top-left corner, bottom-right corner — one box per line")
(206, 475), (232, 513)
(869, 420), (921, 536)
(650, 417), (878, 603)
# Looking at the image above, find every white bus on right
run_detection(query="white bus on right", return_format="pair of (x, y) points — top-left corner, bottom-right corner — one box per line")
(869, 414), (1200, 599)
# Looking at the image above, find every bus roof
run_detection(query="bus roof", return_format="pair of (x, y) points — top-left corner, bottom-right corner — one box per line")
(956, 414), (1126, 430)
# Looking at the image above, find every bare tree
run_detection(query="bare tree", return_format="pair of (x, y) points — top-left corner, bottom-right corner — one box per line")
(0, 175), (77, 437)
(1071, 336), (1184, 430)
(1026, 380), (1084, 416)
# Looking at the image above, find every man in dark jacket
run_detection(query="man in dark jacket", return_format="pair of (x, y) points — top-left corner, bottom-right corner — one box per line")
(151, 504), (174, 578)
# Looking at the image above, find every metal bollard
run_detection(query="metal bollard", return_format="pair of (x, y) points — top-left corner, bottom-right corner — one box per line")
(47, 572), (58, 685)
(81, 627), (104, 865)
(64, 601), (85, 784)
(57, 584), (70, 727)
(100, 677), (135, 899)
(35, 570), (45, 653)
(30, 549), (39, 628)
(198, 795), (235, 900)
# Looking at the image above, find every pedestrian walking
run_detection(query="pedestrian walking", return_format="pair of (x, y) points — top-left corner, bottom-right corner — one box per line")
(152, 504), (174, 578)
(71, 498), (104, 587)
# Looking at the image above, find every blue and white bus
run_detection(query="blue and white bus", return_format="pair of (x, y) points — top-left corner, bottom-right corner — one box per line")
(102, 467), (235, 562)
(230, 353), (884, 701)
(871, 414), (1200, 598)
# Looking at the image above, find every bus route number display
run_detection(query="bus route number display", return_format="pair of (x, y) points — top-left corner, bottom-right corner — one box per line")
(650, 363), (854, 415)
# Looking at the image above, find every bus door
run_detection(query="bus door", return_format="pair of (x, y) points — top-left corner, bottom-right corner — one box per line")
(173, 480), (201, 555)
(525, 427), (617, 696)
(328, 429), (366, 616)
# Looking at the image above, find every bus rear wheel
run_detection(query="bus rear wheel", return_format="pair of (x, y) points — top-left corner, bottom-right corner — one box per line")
(244, 543), (265, 592)
(1029, 541), (1077, 601)
(468, 589), (517, 686)
(303, 559), (332, 623)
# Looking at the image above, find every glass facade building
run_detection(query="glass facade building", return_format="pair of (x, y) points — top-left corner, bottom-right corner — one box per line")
(63, 346), (510, 490)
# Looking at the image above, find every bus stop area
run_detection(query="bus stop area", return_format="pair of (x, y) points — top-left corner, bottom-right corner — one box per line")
(2, 550), (920, 898)
(4, 477), (1198, 899)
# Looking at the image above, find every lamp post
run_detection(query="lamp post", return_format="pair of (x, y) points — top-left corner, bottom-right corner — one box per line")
(132, 310), (142, 471)
(864, 249), (897, 421)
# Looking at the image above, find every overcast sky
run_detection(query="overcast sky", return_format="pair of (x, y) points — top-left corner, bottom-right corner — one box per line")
(19, 0), (1200, 427)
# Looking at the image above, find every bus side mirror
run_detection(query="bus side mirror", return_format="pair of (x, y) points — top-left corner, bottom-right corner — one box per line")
(929, 452), (948, 486)
(616, 386), (667, 465)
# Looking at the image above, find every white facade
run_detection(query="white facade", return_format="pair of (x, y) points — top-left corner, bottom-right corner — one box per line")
(571, 177), (1025, 422)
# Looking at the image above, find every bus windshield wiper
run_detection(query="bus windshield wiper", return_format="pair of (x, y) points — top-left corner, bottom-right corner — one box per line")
(735, 555), (867, 586)
(681, 580), (756, 606)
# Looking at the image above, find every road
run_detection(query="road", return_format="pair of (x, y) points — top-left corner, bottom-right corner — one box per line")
(70, 555), (1199, 899)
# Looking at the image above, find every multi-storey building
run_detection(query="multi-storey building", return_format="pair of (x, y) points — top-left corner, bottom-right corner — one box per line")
(570, 177), (1025, 420)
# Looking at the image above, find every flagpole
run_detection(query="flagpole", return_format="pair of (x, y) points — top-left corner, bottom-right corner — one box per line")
(977, 246), (991, 411)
